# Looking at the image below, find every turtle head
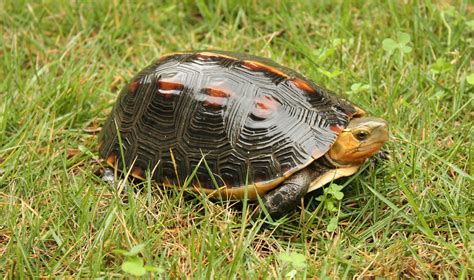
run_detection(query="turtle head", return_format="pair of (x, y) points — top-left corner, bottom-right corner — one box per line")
(328, 117), (389, 166)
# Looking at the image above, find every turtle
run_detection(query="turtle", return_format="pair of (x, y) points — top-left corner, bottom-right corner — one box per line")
(99, 51), (389, 218)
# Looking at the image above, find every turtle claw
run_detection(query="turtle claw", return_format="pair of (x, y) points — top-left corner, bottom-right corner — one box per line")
(102, 168), (116, 187)
(101, 167), (129, 193)
(371, 150), (390, 163)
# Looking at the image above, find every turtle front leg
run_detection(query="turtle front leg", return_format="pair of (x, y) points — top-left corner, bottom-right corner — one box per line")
(255, 168), (312, 219)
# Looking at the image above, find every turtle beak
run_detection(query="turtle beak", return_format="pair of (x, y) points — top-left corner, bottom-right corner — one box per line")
(375, 119), (389, 143)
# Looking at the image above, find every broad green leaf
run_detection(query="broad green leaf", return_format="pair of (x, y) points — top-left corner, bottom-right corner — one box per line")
(467, 73), (474, 85)
(382, 38), (397, 52)
(278, 252), (307, 270)
(332, 191), (344, 200)
(397, 32), (411, 44)
(329, 184), (344, 192)
(318, 68), (342, 78)
(430, 58), (452, 74)
(124, 243), (146, 256)
(122, 257), (146, 276)
(467, 20), (474, 31)
(442, 6), (458, 18)
(400, 45), (412, 54)
(348, 83), (370, 94)
(351, 83), (363, 91)
(332, 38), (346, 47)
(315, 48), (336, 63)
(327, 184), (344, 200)
(383, 32), (412, 55)
(429, 90), (447, 100)
(327, 217), (338, 232)
(278, 252), (293, 263)
(325, 200), (336, 212)
(351, 83), (370, 92)
(289, 252), (307, 269)
(144, 265), (165, 273)
(112, 249), (129, 255)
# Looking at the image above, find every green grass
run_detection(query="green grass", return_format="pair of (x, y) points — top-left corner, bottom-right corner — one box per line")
(1, 0), (472, 278)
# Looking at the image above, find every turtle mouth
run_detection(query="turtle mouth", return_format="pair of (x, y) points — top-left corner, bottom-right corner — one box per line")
(354, 141), (386, 153)
(348, 141), (387, 161)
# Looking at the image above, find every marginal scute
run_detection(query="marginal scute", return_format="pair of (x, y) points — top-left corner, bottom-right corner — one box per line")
(131, 166), (144, 179)
(242, 60), (289, 78)
(106, 152), (117, 166)
(291, 78), (315, 93)
(128, 80), (140, 93)
(311, 148), (326, 160)
(195, 51), (237, 61)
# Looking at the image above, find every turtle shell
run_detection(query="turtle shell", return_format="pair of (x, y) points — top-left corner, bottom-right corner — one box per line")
(99, 51), (360, 198)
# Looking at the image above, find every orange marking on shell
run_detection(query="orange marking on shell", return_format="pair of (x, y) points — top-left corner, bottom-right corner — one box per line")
(203, 87), (231, 108)
(131, 166), (144, 179)
(128, 80), (140, 93)
(256, 101), (269, 110)
(196, 52), (237, 60)
(330, 124), (344, 133)
(207, 88), (230, 98)
(158, 80), (184, 91)
(252, 95), (280, 118)
(106, 153), (117, 166)
(242, 60), (289, 78)
(291, 78), (315, 93)
(157, 80), (184, 98)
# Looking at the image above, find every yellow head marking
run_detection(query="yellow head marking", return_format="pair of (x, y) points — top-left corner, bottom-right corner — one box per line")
(329, 117), (388, 166)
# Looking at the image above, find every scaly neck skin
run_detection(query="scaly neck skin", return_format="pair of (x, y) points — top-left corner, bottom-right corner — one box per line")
(323, 153), (362, 168)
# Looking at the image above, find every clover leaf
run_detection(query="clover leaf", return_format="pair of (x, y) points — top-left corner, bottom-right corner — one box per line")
(278, 251), (307, 270)
(382, 38), (397, 53)
(430, 58), (452, 74)
(122, 256), (147, 276)
(113, 243), (164, 276)
(382, 32), (412, 55)
(467, 73), (474, 85)
(467, 20), (474, 31)
(327, 217), (338, 232)
(347, 83), (371, 95)
(318, 68), (342, 79)
(326, 183), (344, 200)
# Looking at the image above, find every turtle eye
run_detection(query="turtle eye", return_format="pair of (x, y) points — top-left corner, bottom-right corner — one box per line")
(355, 130), (369, 141)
